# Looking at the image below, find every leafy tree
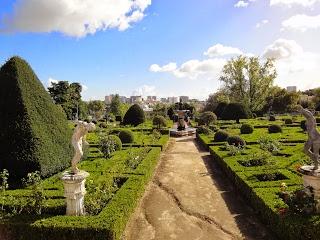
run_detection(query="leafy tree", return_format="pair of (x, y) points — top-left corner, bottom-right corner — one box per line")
(48, 81), (82, 119)
(88, 100), (105, 120)
(214, 102), (228, 119)
(204, 91), (229, 112)
(264, 87), (299, 113)
(221, 103), (251, 123)
(110, 94), (121, 116)
(220, 55), (277, 112)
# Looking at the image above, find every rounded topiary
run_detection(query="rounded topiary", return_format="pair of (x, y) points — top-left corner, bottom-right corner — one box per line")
(0, 57), (73, 185)
(221, 103), (251, 123)
(119, 130), (134, 143)
(227, 136), (246, 147)
(196, 126), (213, 135)
(284, 118), (293, 124)
(108, 135), (122, 151)
(214, 130), (229, 142)
(268, 124), (282, 133)
(214, 102), (228, 119)
(153, 115), (167, 129)
(269, 115), (276, 121)
(301, 120), (307, 131)
(199, 111), (217, 126)
(240, 124), (254, 134)
(123, 104), (145, 126)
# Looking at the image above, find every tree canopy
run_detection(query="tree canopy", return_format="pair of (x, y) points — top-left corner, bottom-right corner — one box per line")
(220, 55), (277, 112)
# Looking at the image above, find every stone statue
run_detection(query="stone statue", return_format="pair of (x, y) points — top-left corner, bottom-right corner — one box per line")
(71, 121), (95, 174)
(297, 105), (320, 170)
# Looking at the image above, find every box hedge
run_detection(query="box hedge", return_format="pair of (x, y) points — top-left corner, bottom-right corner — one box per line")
(0, 56), (73, 185)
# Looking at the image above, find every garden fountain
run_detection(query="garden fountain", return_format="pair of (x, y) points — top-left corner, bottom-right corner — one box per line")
(297, 105), (320, 213)
(169, 109), (196, 137)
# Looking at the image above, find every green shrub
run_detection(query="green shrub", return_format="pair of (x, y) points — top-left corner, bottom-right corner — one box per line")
(221, 103), (251, 123)
(284, 118), (293, 124)
(197, 126), (213, 135)
(199, 111), (217, 126)
(119, 130), (134, 144)
(115, 115), (122, 122)
(0, 56), (73, 185)
(99, 122), (107, 128)
(123, 104), (145, 126)
(227, 136), (246, 147)
(214, 130), (229, 142)
(108, 135), (122, 151)
(268, 124), (282, 133)
(300, 120), (307, 131)
(258, 137), (281, 154)
(316, 118), (320, 124)
(240, 124), (254, 134)
(152, 115), (167, 129)
(214, 102), (228, 119)
(269, 115), (276, 121)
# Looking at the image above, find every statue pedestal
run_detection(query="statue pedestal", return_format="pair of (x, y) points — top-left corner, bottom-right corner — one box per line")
(299, 166), (320, 213)
(61, 170), (89, 216)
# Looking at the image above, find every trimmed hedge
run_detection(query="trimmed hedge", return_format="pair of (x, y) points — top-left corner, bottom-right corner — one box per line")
(268, 124), (282, 133)
(240, 124), (254, 134)
(214, 130), (229, 142)
(123, 104), (145, 126)
(118, 130), (134, 144)
(227, 135), (245, 147)
(0, 56), (73, 185)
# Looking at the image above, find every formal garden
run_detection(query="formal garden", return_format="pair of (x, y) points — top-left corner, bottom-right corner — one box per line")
(1, 56), (320, 240)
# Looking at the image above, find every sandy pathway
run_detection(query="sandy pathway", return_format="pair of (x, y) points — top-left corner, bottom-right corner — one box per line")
(123, 136), (275, 240)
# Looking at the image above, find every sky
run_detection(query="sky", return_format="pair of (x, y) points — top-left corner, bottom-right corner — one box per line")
(0, 0), (320, 101)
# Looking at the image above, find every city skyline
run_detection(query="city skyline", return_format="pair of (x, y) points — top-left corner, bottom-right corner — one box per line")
(0, 0), (319, 101)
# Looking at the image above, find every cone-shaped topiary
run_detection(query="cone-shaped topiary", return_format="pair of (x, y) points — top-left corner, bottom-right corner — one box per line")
(123, 104), (145, 126)
(221, 103), (251, 123)
(0, 56), (73, 185)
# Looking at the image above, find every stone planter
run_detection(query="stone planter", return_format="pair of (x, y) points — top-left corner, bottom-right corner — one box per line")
(61, 170), (89, 216)
(299, 166), (320, 213)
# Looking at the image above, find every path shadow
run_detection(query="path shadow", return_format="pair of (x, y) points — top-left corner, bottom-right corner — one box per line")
(194, 138), (278, 240)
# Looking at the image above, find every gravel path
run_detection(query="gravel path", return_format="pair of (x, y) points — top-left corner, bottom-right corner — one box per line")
(123, 136), (275, 240)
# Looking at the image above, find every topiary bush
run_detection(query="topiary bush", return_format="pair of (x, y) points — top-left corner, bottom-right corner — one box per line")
(268, 124), (282, 133)
(214, 130), (229, 142)
(123, 104), (145, 126)
(99, 135), (122, 159)
(284, 118), (293, 124)
(108, 135), (122, 151)
(119, 130), (134, 144)
(301, 120), (307, 131)
(196, 126), (213, 135)
(0, 57), (73, 185)
(269, 115), (276, 121)
(227, 136), (246, 147)
(152, 115), (167, 129)
(240, 124), (254, 134)
(221, 103), (251, 123)
(115, 115), (122, 122)
(214, 102), (228, 119)
(199, 111), (217, 126)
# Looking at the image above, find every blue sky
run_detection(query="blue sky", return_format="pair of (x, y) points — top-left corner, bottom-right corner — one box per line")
(0, 0), (320, 100)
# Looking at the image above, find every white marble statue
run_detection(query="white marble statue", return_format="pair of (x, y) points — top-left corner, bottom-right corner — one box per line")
(71, 121), (95, 174)
(297, 105), (320, 170)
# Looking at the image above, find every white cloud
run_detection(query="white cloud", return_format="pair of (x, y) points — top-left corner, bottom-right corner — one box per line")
(282, 14), (320, 32)
(149, 62), (177, 72)
(263, 38), (303, 60)
(263, 38), (320, 90)
(234, 1), (249, 8)
(270, 0), (320, 7)
(133, 85), (156, 96)
(81, 85), (88, 92)
(2, 0), (151, 37)
(48, 77), (58, 87)
(256, 19), (269, 28)
(204, 44), (243, 57)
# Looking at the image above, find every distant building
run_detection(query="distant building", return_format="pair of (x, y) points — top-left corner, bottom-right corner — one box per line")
(130, 96), (142, 104)
(179, 96), (189, 103)
(119, 96), (128, 103)
(105, 95), (114, 104)
(147, 96), (157, 102)
(160, 98), (168, 103)
(168, 97), (179, 104)
(287, 86), (297, 93)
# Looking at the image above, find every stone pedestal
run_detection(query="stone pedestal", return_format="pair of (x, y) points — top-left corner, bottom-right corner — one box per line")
(61, 170), (89, 216)
(299, 165), (320, 213)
